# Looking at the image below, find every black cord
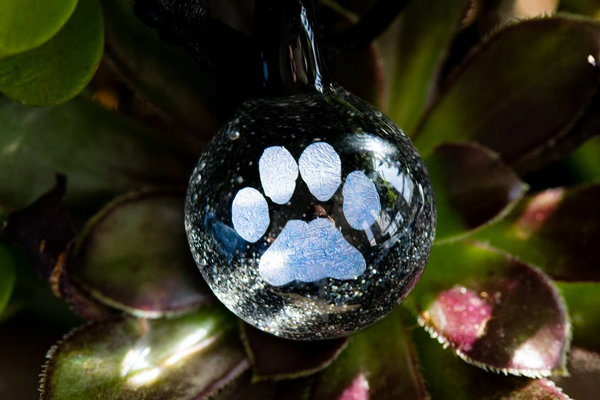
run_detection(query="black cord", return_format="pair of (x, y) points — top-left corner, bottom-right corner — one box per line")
(134, 0), (260, 100)
(132, 0), (410, 99)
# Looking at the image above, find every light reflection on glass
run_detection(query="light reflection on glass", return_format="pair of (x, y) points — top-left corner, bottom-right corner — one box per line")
(300, 5), (323, 91)
(374, 162), (414, 205)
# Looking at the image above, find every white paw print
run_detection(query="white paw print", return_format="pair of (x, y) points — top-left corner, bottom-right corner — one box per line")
(232, 142), (381, 286)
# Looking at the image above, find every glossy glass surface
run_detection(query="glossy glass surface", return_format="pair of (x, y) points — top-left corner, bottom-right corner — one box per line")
(185, 85), (436, 340)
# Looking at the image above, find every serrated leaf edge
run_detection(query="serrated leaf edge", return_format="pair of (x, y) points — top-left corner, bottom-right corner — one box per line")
(240, 322), (350, 383)
(415, 242), (572, 379)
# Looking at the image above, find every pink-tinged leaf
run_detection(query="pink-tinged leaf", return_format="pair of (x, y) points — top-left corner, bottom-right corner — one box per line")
(552, 347), (600, 400)
(412, 324), (571, 399)
(311, 309), (429, 400)
(425, 142), (527, 242)
(41, 306), (248, 400)
(414, 16), (600, 167)
(407, 242), (570, 377)
(70, 189), (213, 318)
(557, 282), (600, 352)
(473, 183), (600, 281)
(241, 323), (348, 381)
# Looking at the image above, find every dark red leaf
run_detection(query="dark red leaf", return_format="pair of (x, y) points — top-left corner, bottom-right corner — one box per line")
(473, 183), (600, 281)
(426, 142), (526, 241)
(413, 324), (571, 399)
(70, 189), (213, 318)
(2, 175), (121, 320)
(414, 16), (600, 170)
(2, 175), (73, 291)
(408, 242), (570, 377)
(241, 323), (348, 381)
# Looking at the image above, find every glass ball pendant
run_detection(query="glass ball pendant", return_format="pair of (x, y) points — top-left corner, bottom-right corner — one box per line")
(185, 0), (436, 340)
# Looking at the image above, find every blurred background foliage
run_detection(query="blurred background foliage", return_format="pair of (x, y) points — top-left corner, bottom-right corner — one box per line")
(1, 0), (600, 399)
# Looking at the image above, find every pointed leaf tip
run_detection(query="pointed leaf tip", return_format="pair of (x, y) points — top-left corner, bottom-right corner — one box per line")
(474, 183), (600, 282)
(2, 175), (122, 321)
(426, 142), (526, 242)
(2, 175), (74, 294)
(408, 242), (570, 377)
(414, 16), (600, 169)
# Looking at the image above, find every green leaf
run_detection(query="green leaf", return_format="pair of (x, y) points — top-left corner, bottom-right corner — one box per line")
(557, 282), (600, 352)
(425, 142), (526, 242)
(564, 136), (600, 184)
(552, 347), (600, 400)
(561, 0), (600, 17)
(0, 0), (78, 57)
(387, 0), (469, 134)
(0, 0), (103, 106)
(0, 96), (192, 213)
(311, 309), (429, 400)
(41, 306), (248, 400)
(413, 16), (600, 164)
(241, 323), (348, 381)
(473, 183), (600, 281)
(407, 242), (570, 377)
(412, 325), (571, 399)
(0, 242), (16, 315)
(101, 0), (226, 142)
(71, 189), (213, 318)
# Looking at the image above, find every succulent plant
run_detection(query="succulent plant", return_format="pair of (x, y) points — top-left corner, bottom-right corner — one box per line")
(1, 0), (600, 399)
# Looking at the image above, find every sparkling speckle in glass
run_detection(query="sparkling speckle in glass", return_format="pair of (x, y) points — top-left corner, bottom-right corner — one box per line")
(185, 85), (436, 340)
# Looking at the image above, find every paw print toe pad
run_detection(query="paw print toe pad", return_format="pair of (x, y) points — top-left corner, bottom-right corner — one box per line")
(343, 171), (381, 229)
(232, 187), (270, 243)
(299, 142), (342, 202)
(259, 146), (298, 205)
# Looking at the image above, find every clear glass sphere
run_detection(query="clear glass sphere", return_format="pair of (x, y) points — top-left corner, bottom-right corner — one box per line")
(185, 85), (436, 340)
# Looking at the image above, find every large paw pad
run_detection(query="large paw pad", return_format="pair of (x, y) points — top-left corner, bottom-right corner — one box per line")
(232, 142), (381, 286)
